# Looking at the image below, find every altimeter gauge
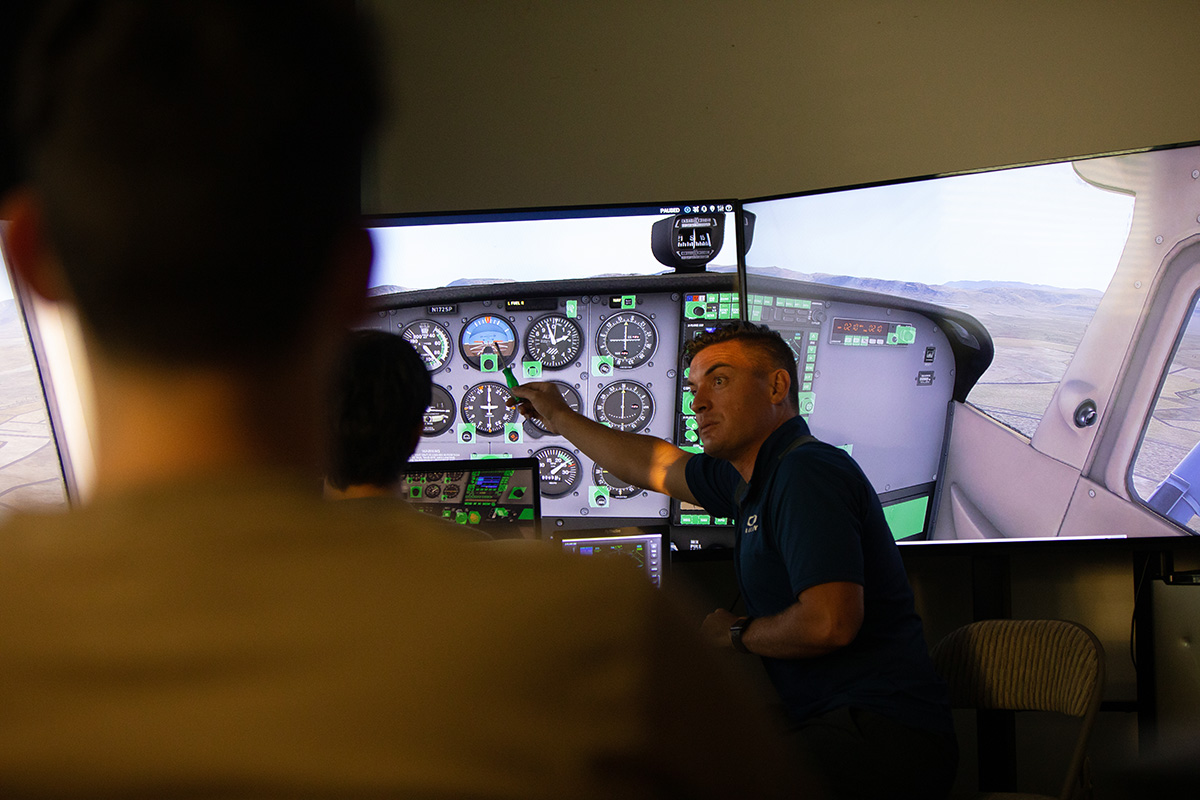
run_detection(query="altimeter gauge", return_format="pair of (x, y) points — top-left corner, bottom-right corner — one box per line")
(525, 313), (583, 370)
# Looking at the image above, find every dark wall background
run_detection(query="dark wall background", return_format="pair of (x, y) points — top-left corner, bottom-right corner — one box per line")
(365, 1), (1200, 214)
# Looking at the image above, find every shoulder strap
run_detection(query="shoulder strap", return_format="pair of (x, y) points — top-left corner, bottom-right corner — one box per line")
(733, 434), (819, 507)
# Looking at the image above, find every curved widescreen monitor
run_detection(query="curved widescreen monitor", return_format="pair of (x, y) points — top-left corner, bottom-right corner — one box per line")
(742, 141), (1200, 546)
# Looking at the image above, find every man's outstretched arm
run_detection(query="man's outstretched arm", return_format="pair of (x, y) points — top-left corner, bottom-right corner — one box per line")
(511, 381), (698, 505)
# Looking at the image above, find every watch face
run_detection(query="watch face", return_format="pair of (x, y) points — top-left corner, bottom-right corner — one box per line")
(422, 384), (457, 437)
(459, 314), (518, 370)
(528, 382), (583, 435)
(534, 445), (581, 498)
(596, 311), (658, 369)
(593, 380), (654, 432)
(525, 313), (583, 370)
(460, 381), (518, 436)
(401, 319), (453, 373)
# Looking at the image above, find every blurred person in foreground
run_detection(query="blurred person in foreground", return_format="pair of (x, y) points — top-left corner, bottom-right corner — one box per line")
(0, 2), (807, 796)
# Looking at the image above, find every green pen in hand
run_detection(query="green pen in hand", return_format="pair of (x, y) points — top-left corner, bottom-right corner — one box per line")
(502, 366), (527, 404)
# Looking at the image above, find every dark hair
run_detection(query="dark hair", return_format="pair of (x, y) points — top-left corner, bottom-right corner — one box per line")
(683, 321), (800, 410)
(12, 0), (381, 364)
(326, 329), (432, 491)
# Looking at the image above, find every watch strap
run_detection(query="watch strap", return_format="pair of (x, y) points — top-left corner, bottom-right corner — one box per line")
(730, 616), (755, 654)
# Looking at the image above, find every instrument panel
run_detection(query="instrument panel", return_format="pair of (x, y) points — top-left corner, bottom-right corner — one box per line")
(365, 271), (987, 548)
(365, 274), (740, 532)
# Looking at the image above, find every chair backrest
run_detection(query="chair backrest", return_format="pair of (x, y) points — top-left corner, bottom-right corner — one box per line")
(930, 619), (1105, 800)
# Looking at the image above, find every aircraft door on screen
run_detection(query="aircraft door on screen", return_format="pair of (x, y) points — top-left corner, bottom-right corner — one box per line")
(932, 144), (1200, 541)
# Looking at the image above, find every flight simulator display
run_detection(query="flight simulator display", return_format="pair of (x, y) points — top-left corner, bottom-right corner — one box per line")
(396, 458), (541, 539)
(26, 143), (1200, 546)
(362, 200), (988, 552)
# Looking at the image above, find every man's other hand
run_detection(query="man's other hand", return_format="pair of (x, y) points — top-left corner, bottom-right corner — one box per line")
(701, 608), (739, 649)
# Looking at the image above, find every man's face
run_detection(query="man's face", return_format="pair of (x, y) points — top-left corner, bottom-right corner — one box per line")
(686, 340), (782, 465)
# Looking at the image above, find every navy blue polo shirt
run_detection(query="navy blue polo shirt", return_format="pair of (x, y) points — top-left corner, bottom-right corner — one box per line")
(685, 416), (951, 735)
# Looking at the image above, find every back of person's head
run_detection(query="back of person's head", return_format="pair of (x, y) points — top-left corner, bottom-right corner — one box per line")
(683, 320), (800, 410)
(326, 329), (433, 493)
(11, 0), (380, 366)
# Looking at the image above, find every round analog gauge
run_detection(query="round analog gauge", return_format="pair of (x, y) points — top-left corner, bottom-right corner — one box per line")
(596, 311), (657, 369)
(525, 313), (583, 370)
(528, 382), (583, 435)
(460, 381), (518, 436)
(422, 384), (456, 437)
(534, 446), (582, 498)
(401, 319), (452, 373)
(459, 314), (518, 370)
(423, 483), (442, 500)
(593, 380), (654, 432)
(592, 463), (640, 499)
(442, 482), (461, 499)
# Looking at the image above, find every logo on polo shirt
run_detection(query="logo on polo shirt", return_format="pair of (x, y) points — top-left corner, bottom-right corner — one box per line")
(744, 514), (759, 534)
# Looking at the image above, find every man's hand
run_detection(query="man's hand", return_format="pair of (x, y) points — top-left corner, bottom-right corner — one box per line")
(700, 608), (740, 649)
(507, 380), (572, 435)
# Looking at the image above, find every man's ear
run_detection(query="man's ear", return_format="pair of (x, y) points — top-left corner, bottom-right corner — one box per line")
(0, 189), (72, 303)
(767, 367), (792, 406)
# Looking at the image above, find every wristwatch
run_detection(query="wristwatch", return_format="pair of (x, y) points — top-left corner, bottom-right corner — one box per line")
(729, 616), (755, 654)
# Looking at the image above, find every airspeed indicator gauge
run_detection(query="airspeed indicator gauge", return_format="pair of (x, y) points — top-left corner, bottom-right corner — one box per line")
(401, 320), (452, 373)
(597, 311), (657, 369)
(593, 380), (654, 432)
(525, 313), (583, 369)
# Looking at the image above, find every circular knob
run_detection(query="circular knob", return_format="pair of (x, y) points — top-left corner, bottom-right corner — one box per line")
(1073, 399), (1098, 428)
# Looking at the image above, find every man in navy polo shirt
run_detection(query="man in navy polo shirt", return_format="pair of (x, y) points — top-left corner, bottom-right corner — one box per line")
(513, 321), (956, 799)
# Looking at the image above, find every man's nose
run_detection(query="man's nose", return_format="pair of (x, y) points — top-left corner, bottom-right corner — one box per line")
(690, 387), (707, 413)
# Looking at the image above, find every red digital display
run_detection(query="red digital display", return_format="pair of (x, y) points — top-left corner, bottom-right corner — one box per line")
(833, 318), (887, 336)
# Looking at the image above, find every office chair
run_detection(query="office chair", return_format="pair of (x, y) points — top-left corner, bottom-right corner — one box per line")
(930, 619), (1105, 800)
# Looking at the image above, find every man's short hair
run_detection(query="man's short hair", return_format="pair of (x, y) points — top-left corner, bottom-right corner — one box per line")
(326, 329), (432, 492)
(12, 0), (380, 365)
(683, 320), (800, 410)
